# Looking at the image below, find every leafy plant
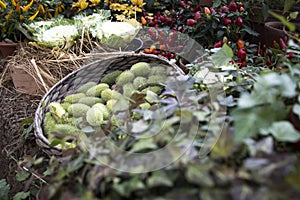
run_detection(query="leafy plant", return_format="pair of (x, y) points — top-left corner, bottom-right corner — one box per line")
(0, 179), (10, 200)
(232, 39), (300, 142)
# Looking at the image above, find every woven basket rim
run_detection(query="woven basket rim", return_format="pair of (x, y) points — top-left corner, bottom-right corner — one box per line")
(34, 53), (185, 154)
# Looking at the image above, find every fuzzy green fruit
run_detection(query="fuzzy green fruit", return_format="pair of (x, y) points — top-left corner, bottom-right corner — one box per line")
(101, 70), (122, 85)
(147, 86), (163, 94)
(116, 70), (135, 86)
(51, 124), (86, 139)
(86, 107), (103, 126)
(78, 97), (104, 106)
(149, 66), (166, 76)
(76, 82), (97, 93)
(139, 102), (151, 109)
(130, 62), (151, 77)
(44, 112), (56, 135)
(101, 89), (122, 101)
(67, 103), (90, 117)
(86, 83), (110, 97)
(49, 102), (67, 118)
(61, 102), (71, 111)
(147, 75), (166, 84)
(133, 76), (147, 89)
(123, 83), (135, 98)
(106, 99), (117, 112)
(92, 103), (110, 119)
(64, 93), (86, 103)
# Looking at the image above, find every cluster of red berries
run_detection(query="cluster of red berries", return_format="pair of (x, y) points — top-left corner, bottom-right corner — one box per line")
(142, 28), (185, 60)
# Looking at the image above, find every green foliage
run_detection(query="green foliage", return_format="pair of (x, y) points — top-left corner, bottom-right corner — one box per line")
(233, 40), (300, 142)
(12, 192), (30, 200)
(211, 44), (233, 67)
(0, 179), (10, 200)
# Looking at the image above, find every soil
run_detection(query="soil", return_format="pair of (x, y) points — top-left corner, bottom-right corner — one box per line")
(0, 58), (47, 198)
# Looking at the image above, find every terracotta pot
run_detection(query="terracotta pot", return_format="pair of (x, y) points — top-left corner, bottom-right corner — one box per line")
(0, 42), (19, 58)
(199, 0), (214, 7)
(264, 21), (300, 46)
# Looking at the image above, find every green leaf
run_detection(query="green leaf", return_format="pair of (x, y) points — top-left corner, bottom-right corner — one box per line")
(264, 121), (300, 142)
(16, 170), (30, 182)
(284, 0), (296, 13)
(232, 102), (287, 142)
(185, 163), (214, 187)
(293, 104), (300, 119)
(147, 170), (173, 187)
(211, 44), (233, 67)
(243, 25), (260, 36)
(269, 10), (295, 31)
(13, 192), (30, 200)
(290, 11), (299, 20)
(113, 177), (145, 197)
(262, 3), (270, 21)
(0, 179), (10, 200)
(213, 0), (222, 8)
(131, 138), (157, 152)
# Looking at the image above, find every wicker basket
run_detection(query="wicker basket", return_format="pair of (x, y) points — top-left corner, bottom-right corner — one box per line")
(34, 53), (185, 155)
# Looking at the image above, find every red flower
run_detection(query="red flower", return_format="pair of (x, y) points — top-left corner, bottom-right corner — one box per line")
(235, 17), (243, 27)
(223, 18), (232, 25)
(229, 1), (237, 12)
(186, 19), (197, 26)
(194, 11), (201, 20)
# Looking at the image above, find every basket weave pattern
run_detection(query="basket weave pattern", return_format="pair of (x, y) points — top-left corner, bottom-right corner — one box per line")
(34, 53), (184, 155)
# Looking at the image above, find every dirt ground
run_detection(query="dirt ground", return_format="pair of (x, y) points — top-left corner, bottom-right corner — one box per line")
(0, 59), (46, 197)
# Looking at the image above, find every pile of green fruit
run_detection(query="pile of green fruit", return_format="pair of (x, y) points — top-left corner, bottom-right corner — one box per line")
(43, 62), (171, 149)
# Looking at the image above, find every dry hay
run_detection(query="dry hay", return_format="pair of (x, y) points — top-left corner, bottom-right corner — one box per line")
(1, 38), (134, 96)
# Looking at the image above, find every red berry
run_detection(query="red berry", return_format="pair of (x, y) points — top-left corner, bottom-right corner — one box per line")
(190, 7), (195, 12)
(186, 19), (197, 26)
(180, 1), (186, 8)
(266, 60), (272, 67)
(160, 15), (166, 22)
(194, 11), (201, 20)
(223, 18), (232, 25)
(286, 52), (295, 59)
(237, 48), (247, 60)
(213, 41), (223, 48)
(210, 8), (216, 13)
(238, 3), (244, 10)
(167, 17), (173, 25)
(187, 1), (192, 5)
(221, 6), (229, 13)
(229, 1), (237, 12)
(279, 38), (287, 50)
(235, 17), (243, 27)
(195, 5), (200, 12)
(176, 45), (185, 52)
(148, 28), (157, 39)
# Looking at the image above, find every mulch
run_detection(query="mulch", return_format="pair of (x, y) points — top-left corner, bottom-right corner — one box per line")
(0, 58), (47, 197)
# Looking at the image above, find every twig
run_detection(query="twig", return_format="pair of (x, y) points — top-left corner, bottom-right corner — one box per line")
(31, 59), (49, 92)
